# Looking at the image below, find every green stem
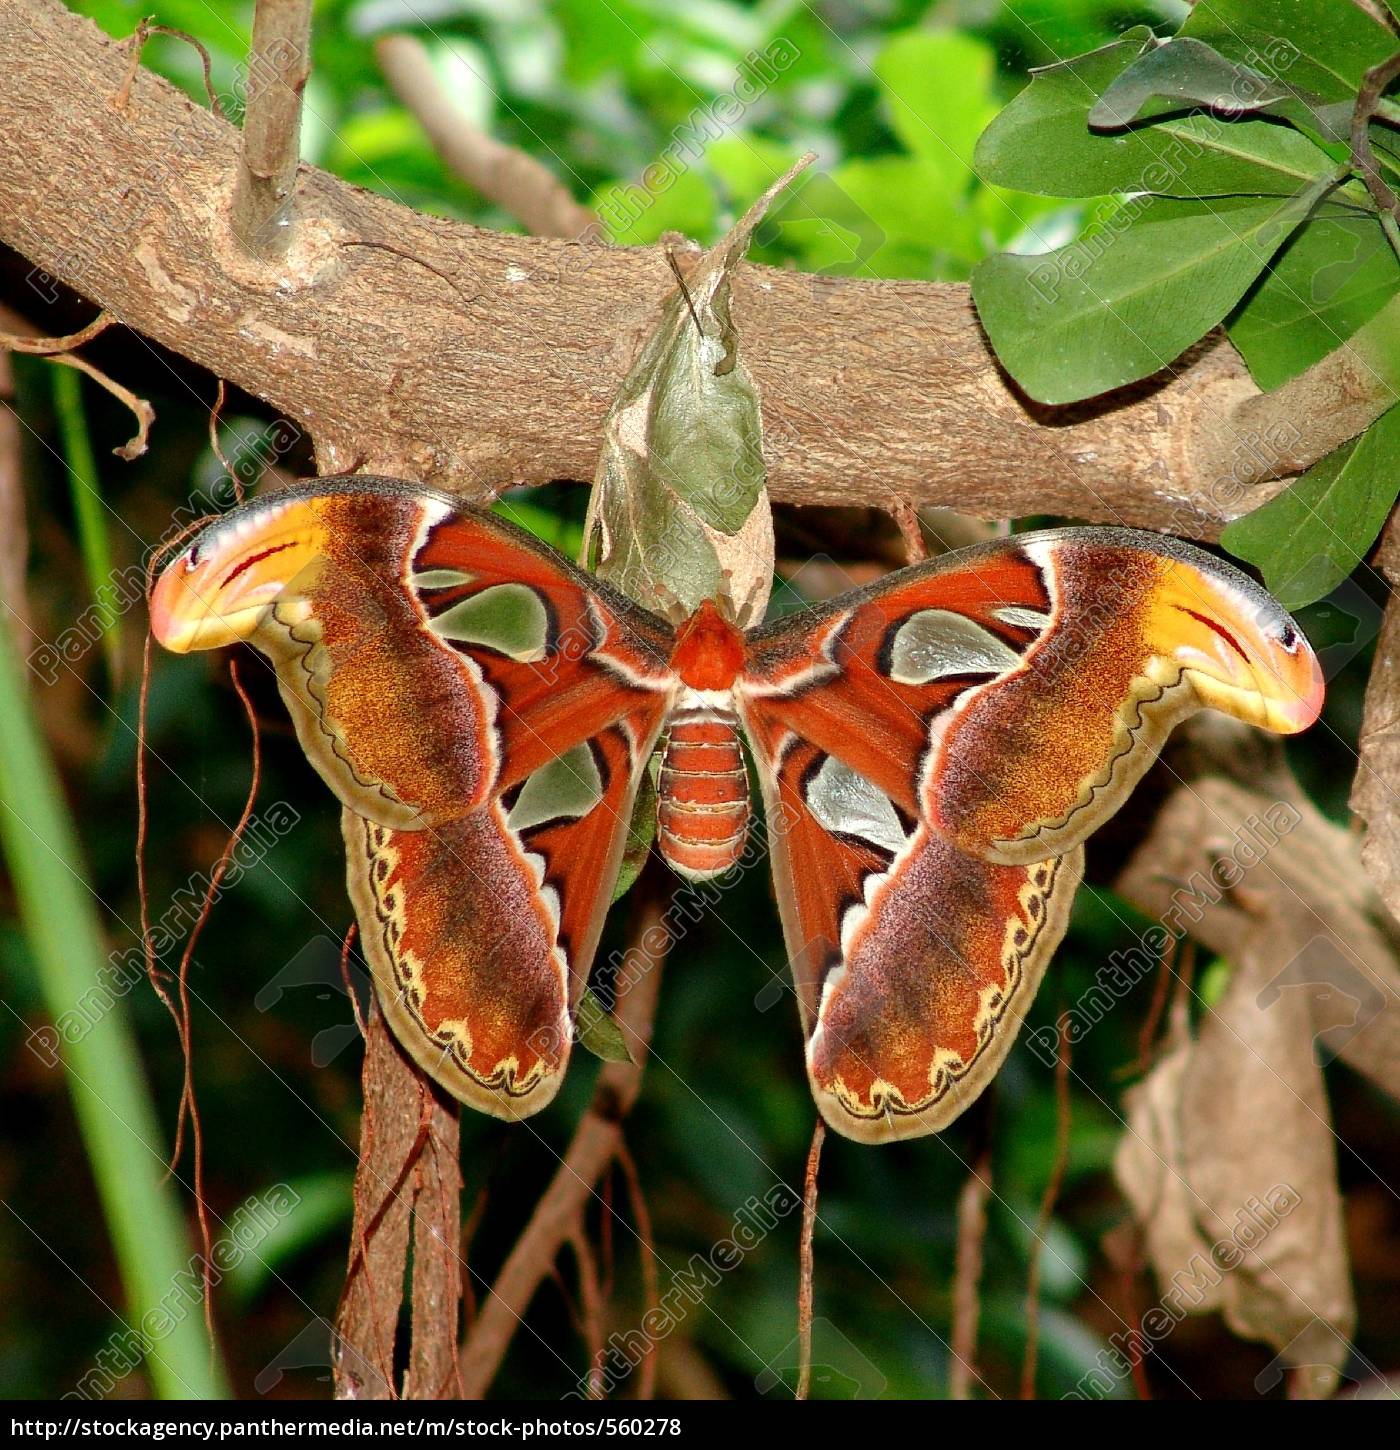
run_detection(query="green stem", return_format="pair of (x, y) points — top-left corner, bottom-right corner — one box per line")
(50, 365), (122, 684)
(1380, 208), (1400, 266)
(0, 621), (229, 1399)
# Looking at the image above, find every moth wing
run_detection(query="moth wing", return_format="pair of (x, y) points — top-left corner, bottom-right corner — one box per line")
(740, 728), (1081, 1142)
(344, 710), (664, 1118)
(152, 478), (676, 1119)
(150, 477), (677, 829)
(740, 527), (1321, 1140)
(744, 527), (1321, 864)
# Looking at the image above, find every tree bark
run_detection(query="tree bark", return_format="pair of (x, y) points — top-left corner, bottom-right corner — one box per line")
(0, 0), (1318, 540)
(334, 1002), (462, 1400)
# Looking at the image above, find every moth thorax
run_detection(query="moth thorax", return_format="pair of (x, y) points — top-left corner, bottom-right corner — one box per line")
(657, 706), (750, 882)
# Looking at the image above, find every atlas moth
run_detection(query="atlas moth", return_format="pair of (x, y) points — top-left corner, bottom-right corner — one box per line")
(151, 477), (1322, 1143)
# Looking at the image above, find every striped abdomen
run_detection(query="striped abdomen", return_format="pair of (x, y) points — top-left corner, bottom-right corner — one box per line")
(657, 708), (750, 881)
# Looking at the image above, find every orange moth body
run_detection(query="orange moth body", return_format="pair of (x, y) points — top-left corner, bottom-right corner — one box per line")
(656, 599), (751, 879)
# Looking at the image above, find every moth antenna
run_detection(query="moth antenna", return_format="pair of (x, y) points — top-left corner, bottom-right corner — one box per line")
(666, 248), (704, 338)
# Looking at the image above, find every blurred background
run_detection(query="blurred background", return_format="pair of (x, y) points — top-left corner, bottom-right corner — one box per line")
(1, 0), (1396, 1401)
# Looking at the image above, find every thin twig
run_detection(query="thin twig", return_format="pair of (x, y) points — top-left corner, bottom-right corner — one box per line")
(795, 1118), (825, 1401)
(567, 1224), (608, 1399)
(232, 0), (313, 256)
(949, 1100), (995, 1401)
(1129, 938), (1193, 1080)
(208, 379), (240, 495)
(1021, 1012), (1073, 1400)
(0, 306), (152, 459)
(48, 354), (154, 460)
(615, 1139), (659, 1401)
(114, 17), (222, 115)
(0, 312), (114, 355)
(1350, 50), (1400, 260)
(889, 498), (928, 564)
(375, 34), (599, 240)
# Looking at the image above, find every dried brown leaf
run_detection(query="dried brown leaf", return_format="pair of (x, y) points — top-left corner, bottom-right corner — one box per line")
(1351, 520), (1400, 929)
(1117, 937), (1355, 1397)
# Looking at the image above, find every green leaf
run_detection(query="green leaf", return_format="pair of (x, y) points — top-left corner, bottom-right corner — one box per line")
(1182, 0), (1397, 103)
(611, 769), (657, 904)
(972, 183), (1072, 251)
(1220, 403), (1400, 609)
(592, 166), (718, 246)
(875, 30), (998, 194)
(1090, 37), (1297, 128)
(975, 29), (1338, 200)
(492, 496), (585, 557)
(1197, 957), (1235, 1008)
(222, 1173), (353, 1306)
(575, 987), (634, 1064)
(972, 186), (1331, 405)
(829, 155), (978, 263)
(1228, 215), (1400, 388)
(1089, 35), (1359, 148)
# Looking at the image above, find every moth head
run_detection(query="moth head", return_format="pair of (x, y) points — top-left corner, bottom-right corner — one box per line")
(149, 498), (330, 652)
(1152, 558), (1323, 735)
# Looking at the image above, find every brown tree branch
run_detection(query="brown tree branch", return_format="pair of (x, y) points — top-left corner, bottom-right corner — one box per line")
(334, 1006), (415, 1400)
(0, 0), (1367, 539)
(405, 1090), (464, 1399)
(231, 0), (313, 256)
(333, 1001), (464, 1400)
(458, 882), (671, 1399)
(375, 34), (600, 242)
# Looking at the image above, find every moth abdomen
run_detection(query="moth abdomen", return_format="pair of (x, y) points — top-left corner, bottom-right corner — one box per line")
(657, 707), (750, 882)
